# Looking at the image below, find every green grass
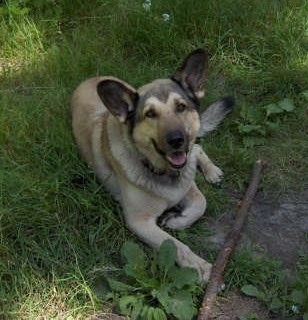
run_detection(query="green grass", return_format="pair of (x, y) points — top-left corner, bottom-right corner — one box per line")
(0, 0), (307, 318)
(225, 250), (308, 317)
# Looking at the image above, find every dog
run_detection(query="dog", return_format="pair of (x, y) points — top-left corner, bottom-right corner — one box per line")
(71, 49), (233, 282)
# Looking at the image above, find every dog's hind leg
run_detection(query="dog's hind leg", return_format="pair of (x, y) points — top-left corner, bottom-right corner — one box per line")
(159, 182), (206, 230)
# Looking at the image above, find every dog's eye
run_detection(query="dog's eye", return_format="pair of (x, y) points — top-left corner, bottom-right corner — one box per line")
(145, 109), (157, 119)
(176, 103), (186, 113)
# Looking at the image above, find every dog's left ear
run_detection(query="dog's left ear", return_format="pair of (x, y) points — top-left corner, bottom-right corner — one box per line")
(97, 78), (138, 123)
(171, 48), (208, 101)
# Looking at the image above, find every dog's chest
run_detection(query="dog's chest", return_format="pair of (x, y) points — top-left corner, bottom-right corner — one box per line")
(138, 164), (197, 207)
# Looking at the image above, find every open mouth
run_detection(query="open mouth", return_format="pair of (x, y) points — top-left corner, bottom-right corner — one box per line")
(151, 139), (187, 169)
(166, 151), (187, 168)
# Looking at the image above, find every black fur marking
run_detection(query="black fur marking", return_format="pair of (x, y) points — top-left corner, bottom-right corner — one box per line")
(151, 138), (166, 157)
(170, 76), (200, 111)
(157, 205), (183, 227)
(127, 94), (140, 134)
(221, 96), (235, 110)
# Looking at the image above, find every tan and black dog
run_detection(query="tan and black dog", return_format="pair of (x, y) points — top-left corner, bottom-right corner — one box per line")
(71, 49), (233, 281)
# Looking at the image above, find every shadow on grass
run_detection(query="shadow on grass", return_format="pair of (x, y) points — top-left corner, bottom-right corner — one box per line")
(0, 0), (307, 318)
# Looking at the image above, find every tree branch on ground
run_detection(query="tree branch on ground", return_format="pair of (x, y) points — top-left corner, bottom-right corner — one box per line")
(198, 159), (266, 320)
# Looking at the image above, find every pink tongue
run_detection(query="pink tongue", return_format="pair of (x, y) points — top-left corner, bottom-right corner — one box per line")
(169, 152), (187, 166)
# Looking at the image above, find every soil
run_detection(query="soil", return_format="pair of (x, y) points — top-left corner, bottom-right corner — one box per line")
(210, 289), (271, 320)
(206, 189), (308, 319)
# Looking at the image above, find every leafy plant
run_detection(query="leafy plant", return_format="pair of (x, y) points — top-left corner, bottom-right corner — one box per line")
(240, 254), (308, 318)
(97, 240), (202, 320)
(238, 96), (297, 148)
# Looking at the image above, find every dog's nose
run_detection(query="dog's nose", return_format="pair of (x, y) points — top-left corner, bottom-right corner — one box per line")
(166, 130), (185, 149)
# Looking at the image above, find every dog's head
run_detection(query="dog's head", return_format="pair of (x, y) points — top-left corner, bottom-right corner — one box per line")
(97, 49), (208, 172)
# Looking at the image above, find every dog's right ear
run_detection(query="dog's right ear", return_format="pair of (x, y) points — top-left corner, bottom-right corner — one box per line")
(97, 79), (138, 123)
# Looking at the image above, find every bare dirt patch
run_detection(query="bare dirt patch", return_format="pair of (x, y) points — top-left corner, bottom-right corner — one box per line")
(206, 189), (308, 319)
(211, 289), (271, 319)
(209, 190), (308, 269)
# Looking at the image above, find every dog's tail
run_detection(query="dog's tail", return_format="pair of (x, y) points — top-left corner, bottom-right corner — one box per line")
(198, 96), (234, 138)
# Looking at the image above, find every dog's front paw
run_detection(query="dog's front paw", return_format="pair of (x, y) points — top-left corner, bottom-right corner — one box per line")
(204, 164), (223, 184)
(164, 216), (188, 230)
(157, 206), (182, 228)
(177, 245), (212, 282)
(199, 260), (212, 283)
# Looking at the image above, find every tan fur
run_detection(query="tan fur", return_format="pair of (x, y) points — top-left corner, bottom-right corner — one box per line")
(71, 50), (231, 282)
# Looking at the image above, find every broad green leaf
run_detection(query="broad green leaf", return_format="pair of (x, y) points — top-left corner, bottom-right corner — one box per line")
(107, 278), (136, 293)
(290, 289), (305, 305)
(158, 239), (177, 272)
(241, 285), (260, 297)
(131, 299), (144, 320)
(269, 297), (283, 311)
(246, 107), (263, 122)
(92, 276), (112, 299)
(121, 241), (147, 279)
(152, 307), (167, 320)
(303, 312), (308, 320)
(140, 305), (150, 318)
(123, 263), (148, 283)
(301, 90), (308, 101)
(156, 284), (170, 308)
(264, 103), (282, 117)
(240, 106), (262, 122)
(118, 295), (143, 317)
(121, 241), (146, 266)
(157, 286), (196, 320)
(265, 121), (279, 130)
(278, 98), (295, 112)
(142, 306), (167, 320)
(166, 290), (196, 320)
(169, 267), (199, 289)
(238, 124), (265, 135)
(118, 295), (138, 314)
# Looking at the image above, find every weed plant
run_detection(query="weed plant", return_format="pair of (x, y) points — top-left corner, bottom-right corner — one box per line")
(0, 0), (307, 318)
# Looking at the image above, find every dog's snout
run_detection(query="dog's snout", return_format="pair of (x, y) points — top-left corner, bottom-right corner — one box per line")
(166, 130), (185, 149)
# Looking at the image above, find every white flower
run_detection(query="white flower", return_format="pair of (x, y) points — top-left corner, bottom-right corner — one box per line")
(162, 13), (170, 21)
(142, 0), (151, 11)
(291, 305), (299, 313)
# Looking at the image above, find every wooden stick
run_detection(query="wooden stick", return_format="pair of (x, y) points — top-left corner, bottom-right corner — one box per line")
(198, 159), (265, 320)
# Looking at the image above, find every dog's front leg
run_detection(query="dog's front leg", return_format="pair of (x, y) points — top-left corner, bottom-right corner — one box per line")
(126, 212), (212, 282)
(195, 144), (223, 184)
(159, 182), (206, 230)
(121, 184), (212, 282)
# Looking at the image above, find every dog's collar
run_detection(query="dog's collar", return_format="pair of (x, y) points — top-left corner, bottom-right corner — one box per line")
(141, 158), (180, 179)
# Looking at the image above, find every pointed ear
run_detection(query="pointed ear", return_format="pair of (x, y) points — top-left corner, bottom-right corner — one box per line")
(171, 48), (208, 101)
(97, 78), (138, 123)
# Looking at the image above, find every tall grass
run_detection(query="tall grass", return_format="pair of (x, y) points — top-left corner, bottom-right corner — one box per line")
(0, 0), (307, 318)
